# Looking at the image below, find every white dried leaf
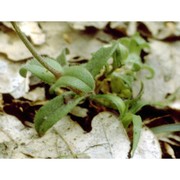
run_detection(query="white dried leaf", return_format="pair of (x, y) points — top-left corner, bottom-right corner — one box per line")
(18, 22), (46, 45)
(164, 142), (176, 159)
(69, 22), (108, 30)
(23, 87), (45, 101)
(25, 112), (131, 158)
(70, 106), (88, 117)
(132, 127), (162, 159)
(168, 101), (180, 110)
(0, 114), (36, 158)
(142, 22), (172, 39)
(133, 40), (180, 102)
(174, 22), (180, 36)
(3, 22), (46, 45)
(0, 112), (131, 158)
(109, 22), (137, 35)
(0, 22), (106, 61)
(0, 57), (29, 98)
(0, 115), (35, 142)
(0, 113), (163, 159)
(156, 133), (180, 146)
(0, 30), (32, 60)
(39, 22), (105, 59)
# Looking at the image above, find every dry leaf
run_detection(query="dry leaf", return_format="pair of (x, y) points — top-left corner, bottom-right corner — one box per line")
(25, 112), (131, 158)
(3, 22), (46, 45)
(133, 40), (180, 102)
(23, 87), (45, 101)
(0, 112), (163, 158)
(132, 127), (162, 159)
(0, 112), (131, 158)
(69, 22), (108, 30)
(0, 57), (29, 98)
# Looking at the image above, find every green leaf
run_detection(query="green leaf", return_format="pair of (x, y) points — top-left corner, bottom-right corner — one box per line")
(125, 54), (142, 71)
(119, 33), (150, 71)
(112, 44), (128, 69)
(20, 57), (63, 84)
(86, 41), (118, 77)
(129, 39), (141, 55)
(35, 92), (84, 136)
(50, 66), (95, 94)
(129, 100), (148, 114)
(131, 115), (142, 157)
(90, 94), (126, 119)
(119, 37), (131, 48)
(151, 124), (180, 134)
(110, 69), (133, 99)
(121, 112), (133, 128)
(20, 60), (55, 84)
(56, 48), (69, 66)
(63, 66), (95, 90)
(50, 76), (93, 94)
(132, 33), (150, 50)
(119, 33), (149, 54)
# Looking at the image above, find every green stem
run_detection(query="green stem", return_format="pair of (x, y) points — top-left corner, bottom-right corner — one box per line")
(11, 22), (61, 79)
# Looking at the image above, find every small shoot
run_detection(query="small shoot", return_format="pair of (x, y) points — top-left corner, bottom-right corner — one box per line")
(13, 22), (155, 155)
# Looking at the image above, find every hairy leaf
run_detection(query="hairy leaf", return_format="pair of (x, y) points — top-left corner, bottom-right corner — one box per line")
(112, 44), (128, 69)
(20, 57), (63, 84)
(50, 76), (93, 94)
(110, 70), (133, 99)
(63, 66), (95, 90)
(35, 92), (84, 136)
(56, 48), (69, 66)
(50, 65), (95, 94)
(131, 115), (142, 157)
(90, 94), (126, 119)
(86, 41), (118, 77)
(121, 112), (133, 128)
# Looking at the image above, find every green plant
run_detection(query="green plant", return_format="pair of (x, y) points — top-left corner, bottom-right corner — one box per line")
(12, 22), (154, 157)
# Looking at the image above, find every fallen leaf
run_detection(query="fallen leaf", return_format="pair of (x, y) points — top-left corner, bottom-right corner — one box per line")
(69, 22), (108, 30)
(26, 112), (131, 158)
(133, 40), (180, 103)
(0, 114), (35, 158)
(3, 22), (46, 45)
(132, 127), (162, 158)
(23, 87), (45, 101)
(109, 22), (137, 36)
(0, 22), (106, 61)
(0, 112), (131, 158)
(0, 56), (29, 98)
(141, 22), (174, 39)
(0, 112), (163, 158)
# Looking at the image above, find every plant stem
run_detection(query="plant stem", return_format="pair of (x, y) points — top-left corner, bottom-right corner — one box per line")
(11, 22), (61, 79)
